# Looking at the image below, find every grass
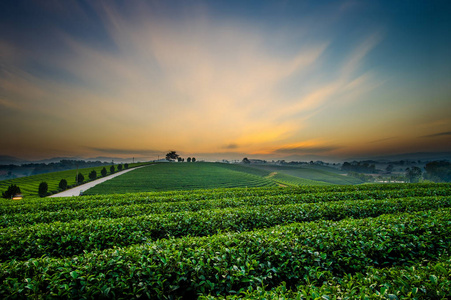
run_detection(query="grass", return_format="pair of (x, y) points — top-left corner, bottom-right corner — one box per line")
(84, 162), (278, 194)
(0, 163), (148, 197)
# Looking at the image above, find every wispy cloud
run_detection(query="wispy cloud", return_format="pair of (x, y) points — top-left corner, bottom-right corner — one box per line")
(421, 131), (451, 138)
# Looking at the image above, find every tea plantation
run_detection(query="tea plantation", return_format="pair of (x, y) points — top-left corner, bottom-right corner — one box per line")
(0, 182), (450, 299)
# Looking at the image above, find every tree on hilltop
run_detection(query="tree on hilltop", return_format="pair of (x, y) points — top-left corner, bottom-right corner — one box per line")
(192, 157), (196, 162)
(166, 151), (179, 161)
(187, 157), (192, 162)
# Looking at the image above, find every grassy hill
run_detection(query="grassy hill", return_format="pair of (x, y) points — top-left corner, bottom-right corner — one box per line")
(84, 162), (277, 194)
(0, 163), (148, 197)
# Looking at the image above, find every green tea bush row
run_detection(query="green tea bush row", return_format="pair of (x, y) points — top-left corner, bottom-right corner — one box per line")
(0, 209), (450, 299)
(1, 185), (450, 228)
(201, 256), (451, 299)
(1, 184), (449, 216)
(1, 196), (450, 261)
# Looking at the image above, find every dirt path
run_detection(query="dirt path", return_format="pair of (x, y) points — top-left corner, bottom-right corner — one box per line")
(48, 165), (147, 198)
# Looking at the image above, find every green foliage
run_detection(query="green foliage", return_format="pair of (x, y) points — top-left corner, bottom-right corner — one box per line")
(425, 161), (451, 182)
(117, 164), (123, 171)
(100, 167), (107, 177)
(0, 208), (450, 298)
(58, 179), (68, 190)
(2, 184), (21, 199)
(0, 163), (148, 197)
(0, 183), (450, 298)
(85, 163), (278, 194)
(38, 182), (48, 197)
(88, 170), (97, 181)
(75, 173), (84, 183)
(124, 163), (129, 169)
(110, 165), (115, 174)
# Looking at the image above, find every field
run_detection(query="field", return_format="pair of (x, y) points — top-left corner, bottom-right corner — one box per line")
(0, 182), (450, 298)
(84, 162), (355, 195)
(0, 163), (148, 197)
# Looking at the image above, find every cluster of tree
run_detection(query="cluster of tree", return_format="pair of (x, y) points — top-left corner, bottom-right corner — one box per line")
(2, 184), (21, 199)
(424, 161), (451, 182)
(165, 151), (195, 162)
(341, 162), (376, 173)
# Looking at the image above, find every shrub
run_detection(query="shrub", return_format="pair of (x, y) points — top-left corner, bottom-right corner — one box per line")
(75, 173), (84, 184)
(89, 170), (97, 181)
(38, 182), (48, 197)
(58, 179), (68, 190)
(2, 184), (21, 199)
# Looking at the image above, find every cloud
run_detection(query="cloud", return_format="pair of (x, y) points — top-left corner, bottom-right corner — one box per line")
(88, 147), (162, 156)
(368, 137), (397, 144)
(222, 143), (239, 150)
(274, 145), (341, 155)
(421, 131), (451, 138)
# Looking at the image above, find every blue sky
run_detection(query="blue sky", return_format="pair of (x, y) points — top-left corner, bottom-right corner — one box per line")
(0, 0), (450, 161)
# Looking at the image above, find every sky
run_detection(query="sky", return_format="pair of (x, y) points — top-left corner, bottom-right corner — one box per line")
(0, 0), (450, 162)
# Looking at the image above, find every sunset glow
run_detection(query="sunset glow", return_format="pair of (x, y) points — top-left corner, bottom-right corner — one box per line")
(1, 1), (450, 161)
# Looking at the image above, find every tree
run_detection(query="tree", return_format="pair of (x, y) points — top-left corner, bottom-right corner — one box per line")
(187, 157), (192, 162)
(101, 167), (107, 177)
(2, 184), (21, 199)
(124, 163), (129, 169)
(166, 151), (179, 161)
(386, 164), (394, 173)
(110, 165), (115, 174)
(76, 173), (85, 183)
(89, 170), (97, 180)
(117, 164), (123, 171)
(242, 157), (250, 164)
(192, 157), (196, 162)
(406, 167), (422, 183)
(59, 179), (68, 190)
(38, 182), (48, 197)
(424, 161), (451, 182)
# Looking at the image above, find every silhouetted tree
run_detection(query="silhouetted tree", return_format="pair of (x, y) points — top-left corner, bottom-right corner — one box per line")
(59, 179), (68, 190)
(386, 164), (394, 173)
(242, 157), (250, 164)
(166, 151), (179, 161)
(124, 163), (129, 169)
(187, 157), (192, 162)
(2, 184), (21, 199)
(38, 182), (48, 197)
(117, 164), (123, 171)
(192, 157), (196, 162)
(76, 173), (85, 183)
(110, 165), (115, 174)
(89, 170), (97, 180)
(101, 167), (107, 177)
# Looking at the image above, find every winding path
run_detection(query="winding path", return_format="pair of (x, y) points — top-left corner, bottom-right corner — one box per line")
(48, 165), (147, 197)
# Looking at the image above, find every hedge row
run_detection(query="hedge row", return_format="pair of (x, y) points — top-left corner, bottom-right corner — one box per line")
(1, 209), (450, 299)
(201, 256), (451, 299)
(2, 186), (450, 228)
(1, 184), (449, 217)
(1, 196), (450, 261)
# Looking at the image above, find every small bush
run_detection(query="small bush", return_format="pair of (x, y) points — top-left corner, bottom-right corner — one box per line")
(38, 182), (48, 197)
(59, 179), (68, 190)
(89, 170), (97, 181)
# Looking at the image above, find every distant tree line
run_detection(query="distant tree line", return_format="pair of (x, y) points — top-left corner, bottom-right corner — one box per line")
(341, 162), (376, 173)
